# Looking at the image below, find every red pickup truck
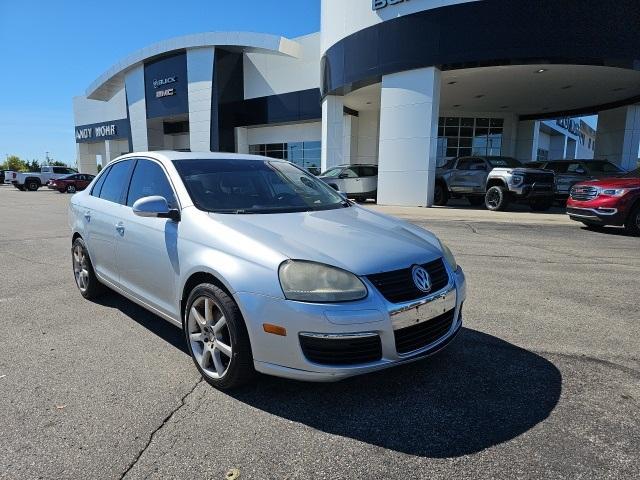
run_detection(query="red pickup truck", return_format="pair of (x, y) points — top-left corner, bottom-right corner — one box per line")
(566, 168), (640, 235)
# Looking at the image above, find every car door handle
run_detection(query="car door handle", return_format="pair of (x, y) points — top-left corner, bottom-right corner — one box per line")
(84, 211), (91, 222)
(115, 222), (125, 235)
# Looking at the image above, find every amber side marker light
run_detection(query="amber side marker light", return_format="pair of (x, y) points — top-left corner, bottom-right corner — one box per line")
(263, 324), (287, 336)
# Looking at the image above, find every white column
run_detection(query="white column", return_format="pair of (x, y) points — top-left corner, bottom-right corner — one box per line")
(343, 114), (359, 165)
(377, 67), (441, 207)
(321, 95), (345, 171)
(76, 143), (95, 174)
(125, 65), (148, 152)
(515, 120), (540, 162)
(235, 127), (249, 154)
(594, 105), (640, 170)
(187, 47), (215, 152)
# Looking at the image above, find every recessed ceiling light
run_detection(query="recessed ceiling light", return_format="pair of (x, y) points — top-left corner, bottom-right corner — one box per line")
(453, 104), (461, 108)
(536, 69), (548, 73)
(448, 81), (458, 85)
(561, 85), (572, 90)
(366, 101), (372, 105)
(500, 105), (509, 109)
(475, 94), (485, 99)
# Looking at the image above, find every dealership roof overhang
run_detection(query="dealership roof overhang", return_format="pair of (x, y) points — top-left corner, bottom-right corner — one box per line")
(324, 0), (640, 119)
(86, 32), (303, 101)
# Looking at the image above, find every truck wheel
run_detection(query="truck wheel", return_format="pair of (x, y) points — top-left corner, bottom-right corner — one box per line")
(66, 185), (77, 194)
(468, 196), (484, 207)
(434, 183), (449, 206)
(530, 198), (554, 212)
(485, 186), (509, 211)
(625, 203), (640, 236)
(26, 180), (39, 191)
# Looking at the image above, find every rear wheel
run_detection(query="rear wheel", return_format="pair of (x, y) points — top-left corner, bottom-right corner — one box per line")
(184, 284), (255, 390)
(434, 183), (449, 206)
(66, 184), (76, 193)
(485, 186), (509, 211)
(72, 237), (105, 299)
(26, 180), (39, 191)
(625, 203), (640, 236)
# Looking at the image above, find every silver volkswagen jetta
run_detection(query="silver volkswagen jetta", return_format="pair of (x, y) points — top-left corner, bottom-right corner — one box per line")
(69, 152), (466, 389)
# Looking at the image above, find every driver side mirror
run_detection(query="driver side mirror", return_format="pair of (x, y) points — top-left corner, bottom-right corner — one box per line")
(133, 196), (180, 222)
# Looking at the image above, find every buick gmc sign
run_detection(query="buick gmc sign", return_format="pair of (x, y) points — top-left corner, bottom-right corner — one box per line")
(144, 53), (188, 119)
(373, 0), (410, 10)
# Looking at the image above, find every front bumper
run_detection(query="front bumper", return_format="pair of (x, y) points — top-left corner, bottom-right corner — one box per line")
(234, 266), (466, 382)
(510, 183), (555, 198)
(566, 206), (626, 226)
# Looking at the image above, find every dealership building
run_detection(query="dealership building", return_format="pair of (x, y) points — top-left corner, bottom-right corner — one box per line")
(73, 0), (640, 206)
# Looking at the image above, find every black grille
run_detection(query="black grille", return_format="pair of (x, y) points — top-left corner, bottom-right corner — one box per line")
(394, 309), (455, 354)
(367, 258), (449, 304)
(523, 172), (554, 184)
(299, 334), (382, 365)
(570, 186), (598, 201)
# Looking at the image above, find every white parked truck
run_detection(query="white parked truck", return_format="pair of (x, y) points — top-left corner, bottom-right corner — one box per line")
(12, 165), (78, 191)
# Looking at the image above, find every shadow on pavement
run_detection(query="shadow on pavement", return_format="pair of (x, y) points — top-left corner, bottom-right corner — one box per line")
(94, 291), (562, 458)
(94, 291), (188, 355)
(231, 328), (562, 458)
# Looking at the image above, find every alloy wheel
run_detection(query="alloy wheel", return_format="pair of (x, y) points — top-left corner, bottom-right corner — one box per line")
(188, 296), (233, 379)
(72, 245), (90, 293)
(486, 189), (500, 208)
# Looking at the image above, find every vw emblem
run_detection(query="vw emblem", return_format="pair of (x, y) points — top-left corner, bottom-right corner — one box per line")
(412, 265), (432, 293)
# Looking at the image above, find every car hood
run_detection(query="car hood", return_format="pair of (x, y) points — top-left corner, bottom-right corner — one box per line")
(208, 206), (443, 275)
(491, 167), (553, 175)
(575, 177), (640, 188)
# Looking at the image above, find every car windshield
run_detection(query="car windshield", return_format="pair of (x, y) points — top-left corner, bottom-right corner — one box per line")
(620, 168), (640, 178)
(487, 157), (522, 168)
(320, 167), (343, 178)
(586, 161), (623, 173)
(173, 159), (349, 214)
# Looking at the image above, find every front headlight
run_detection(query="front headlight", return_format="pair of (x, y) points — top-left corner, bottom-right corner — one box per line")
(278, 260), (368, 302)
(440, 242), (458, 271)
(510, 174), (524, 186)
(598, 187), (628, 197)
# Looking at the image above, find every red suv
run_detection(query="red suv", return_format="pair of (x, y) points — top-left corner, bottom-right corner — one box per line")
(566, 168), (640, 235)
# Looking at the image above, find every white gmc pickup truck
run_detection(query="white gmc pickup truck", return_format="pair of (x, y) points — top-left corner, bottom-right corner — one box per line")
(12, 166), (78, 191)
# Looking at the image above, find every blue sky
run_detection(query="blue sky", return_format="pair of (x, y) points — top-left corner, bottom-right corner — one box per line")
(0, 0), (319, 164)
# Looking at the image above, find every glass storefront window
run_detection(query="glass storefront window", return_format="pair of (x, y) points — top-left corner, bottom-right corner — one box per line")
(438, 117), (504, 161)
(249, 141), (322, 175)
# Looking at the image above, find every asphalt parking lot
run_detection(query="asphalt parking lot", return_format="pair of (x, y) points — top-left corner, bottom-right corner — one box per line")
(0, 186), (638, 480)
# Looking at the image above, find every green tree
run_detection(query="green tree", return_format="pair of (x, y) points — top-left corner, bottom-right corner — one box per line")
(1, 155), (28, 171)
(49, 161), (68, 167)
(27, 159), (40, 172)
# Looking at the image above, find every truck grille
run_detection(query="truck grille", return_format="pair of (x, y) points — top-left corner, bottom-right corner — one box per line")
(367, 258), (449, 304)
(394, 309), (456, 354)
(299, 333), (382, 365)
(570, 186), (598, 201)
(523, 172), (554, 184)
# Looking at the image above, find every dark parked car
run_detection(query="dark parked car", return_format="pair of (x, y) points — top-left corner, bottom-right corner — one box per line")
(48, 174), (95, 193)
(529, 159), (626, 200)
(567, 168), (640, 235)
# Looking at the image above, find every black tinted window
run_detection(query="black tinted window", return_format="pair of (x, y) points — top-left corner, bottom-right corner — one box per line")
(127, 160), (177, 208)
(358, 166), (378, 177)
(91, 167), (111, 197)
(99, 160), (132, 203)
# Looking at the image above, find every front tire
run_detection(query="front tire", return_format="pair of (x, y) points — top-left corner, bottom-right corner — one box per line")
(184, 284), (254, 390)
(625, 203), (640, 236)
(485, 186), (509, 211)
(434, 183), (449, 206)
(72, 238), (105, 299)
